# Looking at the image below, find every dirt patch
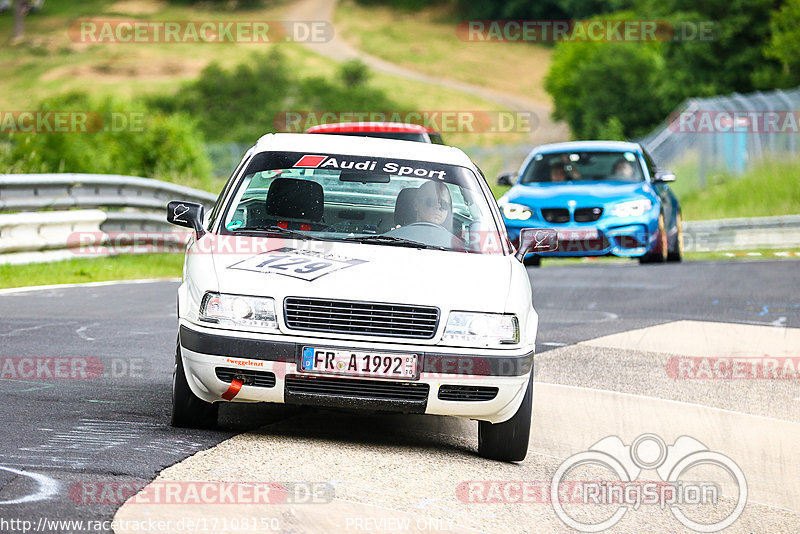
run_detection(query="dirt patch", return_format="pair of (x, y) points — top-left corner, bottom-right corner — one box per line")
(40, 58), (207, 82)
(106, 0), (166, 15)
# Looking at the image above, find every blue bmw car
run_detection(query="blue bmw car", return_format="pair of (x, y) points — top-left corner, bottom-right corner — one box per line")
(497, 141), (682, 266)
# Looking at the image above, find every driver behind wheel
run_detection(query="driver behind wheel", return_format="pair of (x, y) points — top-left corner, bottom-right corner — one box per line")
(413, 180), (452, 226)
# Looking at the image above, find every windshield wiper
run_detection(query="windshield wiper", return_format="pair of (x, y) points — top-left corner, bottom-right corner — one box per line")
(232, 225), (325, 240)
(340, 234), (447, 250)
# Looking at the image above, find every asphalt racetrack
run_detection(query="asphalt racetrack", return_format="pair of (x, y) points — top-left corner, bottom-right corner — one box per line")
(0, 259), (798, 533)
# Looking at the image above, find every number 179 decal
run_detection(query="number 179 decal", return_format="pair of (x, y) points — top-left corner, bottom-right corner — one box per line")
(227, 248), (367, 281)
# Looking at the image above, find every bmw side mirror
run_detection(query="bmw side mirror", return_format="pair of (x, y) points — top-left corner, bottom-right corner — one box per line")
(167, 200), (205, 238)
(497, 172), (517, 186)
(654, 170), (676, 183)
(515, 228), (558, 261)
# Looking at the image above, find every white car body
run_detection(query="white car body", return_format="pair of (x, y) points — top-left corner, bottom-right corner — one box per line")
(175, 134), (538, 425)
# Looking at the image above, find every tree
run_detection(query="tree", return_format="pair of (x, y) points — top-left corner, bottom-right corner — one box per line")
(545, 35), (669, 139)
(765, 0), (800, 86)
(13, 0), (26, 39)
(631, 0), (784, 94)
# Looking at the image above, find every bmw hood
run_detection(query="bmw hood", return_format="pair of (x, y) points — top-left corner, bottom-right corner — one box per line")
(207, 237), (513, 313)
(503, 181), (656, 206)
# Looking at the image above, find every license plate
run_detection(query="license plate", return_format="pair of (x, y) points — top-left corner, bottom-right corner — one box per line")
(557, 228), (599, 240)
(300, 347), (418, 380)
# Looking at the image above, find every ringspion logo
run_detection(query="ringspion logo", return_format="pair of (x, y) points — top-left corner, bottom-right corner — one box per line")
(551, 434), (747, 532)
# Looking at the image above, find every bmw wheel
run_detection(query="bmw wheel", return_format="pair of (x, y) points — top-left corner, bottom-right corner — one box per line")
(639, 213), (668, 264)
(667, 213), (683, 262)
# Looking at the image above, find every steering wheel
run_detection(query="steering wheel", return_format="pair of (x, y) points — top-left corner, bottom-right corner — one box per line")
(405, 221), (447, 230)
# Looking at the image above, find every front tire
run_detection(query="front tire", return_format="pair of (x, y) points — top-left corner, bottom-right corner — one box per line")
(523, 254), (541, 267)
(478, 373), (533, 462)
(639, 213), (668, 264)
(667, 213), (683, 262)
(172, 338), (219, 429)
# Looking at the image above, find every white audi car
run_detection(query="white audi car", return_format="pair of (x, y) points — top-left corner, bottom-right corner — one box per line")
(167, 133), (555, 461)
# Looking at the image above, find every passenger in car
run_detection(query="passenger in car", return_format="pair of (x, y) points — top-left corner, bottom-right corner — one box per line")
(550, 162), (568, 182)
(612, 159), (635, 178)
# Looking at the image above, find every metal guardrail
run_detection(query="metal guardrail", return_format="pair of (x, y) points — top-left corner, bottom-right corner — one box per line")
(0, 174), (798, 264)
(0, 174), (217, 265)
(683, 215), (800, 252)
(0, 173), (217, 212)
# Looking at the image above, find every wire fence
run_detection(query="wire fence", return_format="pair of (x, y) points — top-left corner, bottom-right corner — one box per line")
(638, 86), (800, 190)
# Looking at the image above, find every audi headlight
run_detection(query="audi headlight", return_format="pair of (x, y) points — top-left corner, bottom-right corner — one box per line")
(501, 203), (533, 221)
(200, 292), (278, 332)
(442, 312), (519, 347)
(610, 199), (652, 217)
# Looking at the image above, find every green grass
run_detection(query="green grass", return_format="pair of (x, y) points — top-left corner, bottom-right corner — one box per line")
(334, 0), (554, 108)
(684, 248), (800, 261)
(680, 158), (800, 220)
(0, 0), (517, 145)
(2, 245), (796, 291)
(537, 248), (800, 267)
(0, 253), (183, 289)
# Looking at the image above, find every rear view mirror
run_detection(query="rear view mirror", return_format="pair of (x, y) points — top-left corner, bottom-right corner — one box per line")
(167, 200), (205, 237)
(654, 170), (676, 183)
(339, 171), (390, 183)
(497, 172), (517, 186)
(515, 228), (558, 261)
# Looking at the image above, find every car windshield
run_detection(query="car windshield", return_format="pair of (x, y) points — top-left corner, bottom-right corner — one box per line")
(520, 151), (644, 184)
(220, 151), (505, 254)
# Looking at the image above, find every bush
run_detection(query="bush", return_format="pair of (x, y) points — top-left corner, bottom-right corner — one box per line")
(0, 92), (213, 189)
(339, 59), (370, 88)
(353, 0), (435, 11)
(454, 0), (629, 21)
(545, 36), (670, 139)
(148, 48), (399, 143)
(543, 1), (791, 139)
(164, 0), (264, 7)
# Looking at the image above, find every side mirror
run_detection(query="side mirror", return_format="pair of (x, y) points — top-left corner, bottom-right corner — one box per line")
(654, 170), (676, 183)
(515, 228), (558, 261)
(167, 200), (205, 237)
(497, 172), (517, 186)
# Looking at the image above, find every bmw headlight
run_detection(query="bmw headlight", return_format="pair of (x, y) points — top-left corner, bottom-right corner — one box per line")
(610, 199), (652, 217)
(200, 292), (279, 332)
(442, 312), (519, 347)
(500, 203), (533, 221)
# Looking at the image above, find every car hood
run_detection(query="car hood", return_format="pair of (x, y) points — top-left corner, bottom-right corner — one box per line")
(209, 237), (513, 313)
(503, 181), (655, 206)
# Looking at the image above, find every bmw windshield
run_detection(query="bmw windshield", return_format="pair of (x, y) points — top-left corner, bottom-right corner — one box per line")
(220, 151), (506, 254)
(520, 151), (645, 184)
